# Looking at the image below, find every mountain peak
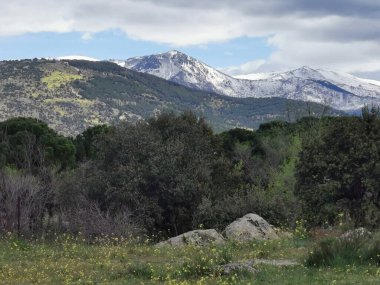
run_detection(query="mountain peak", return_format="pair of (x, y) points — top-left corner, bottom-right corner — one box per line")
(167, 50), (182, 56)
(290, 66), (319, 73)
(163, 50), (190, 60)
(120, 50), (234, 94)
(117, 52), (380, 111)
(285, 66), (324, 80)
(299, 66), (315, 71)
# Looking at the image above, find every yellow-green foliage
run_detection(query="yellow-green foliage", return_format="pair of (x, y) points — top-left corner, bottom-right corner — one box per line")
(44, 98), (93, 107)
(84, 116), (101, 125)
(30, 92), (41, 98)
(41, 71), (82, 90)
(52, 106), (66, 116)
(0, 234), (378, 284)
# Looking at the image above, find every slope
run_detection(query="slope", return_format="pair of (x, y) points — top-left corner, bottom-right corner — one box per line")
(0, 59), (341, 136)
(120, 51), (380, 111)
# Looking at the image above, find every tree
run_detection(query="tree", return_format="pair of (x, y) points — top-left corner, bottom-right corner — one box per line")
(295, 115), (380, 228)
(0, 169), (46, 234)
(74, 124), (110, 161)
(75, 112), (220, 235)
(0, 118), (76, 172)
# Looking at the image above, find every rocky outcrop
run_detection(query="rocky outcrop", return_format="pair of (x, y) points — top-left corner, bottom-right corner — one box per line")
(156, 229), (225, 247)
(224, 214), (279, 242)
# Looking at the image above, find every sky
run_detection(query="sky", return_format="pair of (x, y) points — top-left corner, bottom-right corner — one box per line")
(1, 0), (380, 79)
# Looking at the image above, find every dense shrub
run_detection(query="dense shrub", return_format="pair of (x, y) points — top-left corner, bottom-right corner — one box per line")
(0, 117), (75, 171)
(63, 112), (221, 235)
(306, 232), (380, 267)
(2, 110), (380, 238)
(296, 108), (380, 228)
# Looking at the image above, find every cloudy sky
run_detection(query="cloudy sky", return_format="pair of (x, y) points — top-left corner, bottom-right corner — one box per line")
(1, 0), (380, 79)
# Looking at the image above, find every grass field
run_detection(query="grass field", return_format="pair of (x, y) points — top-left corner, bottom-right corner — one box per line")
(0, 233), (378, 284)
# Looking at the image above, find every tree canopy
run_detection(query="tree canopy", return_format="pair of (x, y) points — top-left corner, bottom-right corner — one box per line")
(296, 108), (380, 228)
(0, 117), (75, 171)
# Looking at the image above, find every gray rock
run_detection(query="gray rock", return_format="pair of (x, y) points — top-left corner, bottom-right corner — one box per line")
(218, 258), (299, 275)
(254, 259), (300, 266)
(217, 260), (257, 275)
(156, 229), (225, 247)
(224, 214), (279, 242)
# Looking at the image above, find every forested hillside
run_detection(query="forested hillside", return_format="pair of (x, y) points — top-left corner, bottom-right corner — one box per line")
(0, 59), (341, 136)
(1, 109), (379, 237)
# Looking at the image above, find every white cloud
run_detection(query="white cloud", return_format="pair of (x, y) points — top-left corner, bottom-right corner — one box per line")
(219, 60), (267, 75)
(1, 0), (380, 77)
(81, 32), (93, 41)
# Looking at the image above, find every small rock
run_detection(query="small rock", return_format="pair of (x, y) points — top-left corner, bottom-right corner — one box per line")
(217, 260), (257, 275)
(224, 213), (279, 242)
(156, 229), (225, 247)
(254, 259), (300, 266)
(217, 258), (300, 275)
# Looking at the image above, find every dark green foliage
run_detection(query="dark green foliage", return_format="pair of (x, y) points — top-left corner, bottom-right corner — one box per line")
(74, 124), (111, 161)
(3, 110), (380, 238)
(257, 120), (292, 133)
(67, 60), (127, 74)
(0, 117), (75, 171)
(194, 122), (304, 230)
(73, 112), (219, 235)
(296, 109), (380, 228)
(65, 111), (304, 235)
(219, 128), (257, 154)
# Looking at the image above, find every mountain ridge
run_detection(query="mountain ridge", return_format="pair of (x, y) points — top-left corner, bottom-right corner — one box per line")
(115, 51), (380, 111)
(0, 58), (340, 136)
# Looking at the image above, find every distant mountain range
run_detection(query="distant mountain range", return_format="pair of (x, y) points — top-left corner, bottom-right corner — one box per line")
(113, 50), (380, 111)
(0, 58), (339, 136)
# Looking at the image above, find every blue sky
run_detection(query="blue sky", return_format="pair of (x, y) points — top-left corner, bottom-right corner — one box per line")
(1, 0), (380, 78)
(0, 30), (273, 70)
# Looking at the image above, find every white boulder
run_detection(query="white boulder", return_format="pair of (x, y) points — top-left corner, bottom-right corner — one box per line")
(224, 214), (279, 242)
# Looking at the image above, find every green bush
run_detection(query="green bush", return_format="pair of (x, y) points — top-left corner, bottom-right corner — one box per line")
(306, 232), (380, 267)
(127, 263), (153, 279)
(296, 112), (380, 228)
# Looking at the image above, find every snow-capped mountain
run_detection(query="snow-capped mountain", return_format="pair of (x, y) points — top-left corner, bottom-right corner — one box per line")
(57, 55), (100, 61)
(113, 51), (380, 111)
(113, 50), (237, 96)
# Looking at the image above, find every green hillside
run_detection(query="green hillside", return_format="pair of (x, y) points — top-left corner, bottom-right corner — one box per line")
(0, 59), (341, 135)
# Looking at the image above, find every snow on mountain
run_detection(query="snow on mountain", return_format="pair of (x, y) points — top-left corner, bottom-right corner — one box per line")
(57, 55), (100, 61)
(362, 79), (380, 87)
(113, 50), (240, 96)
(235, 73), (274, 81)
(114, 51), (380, 111)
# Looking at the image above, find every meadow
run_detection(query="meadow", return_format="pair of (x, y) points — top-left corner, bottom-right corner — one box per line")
(0, 233), (378, 284)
